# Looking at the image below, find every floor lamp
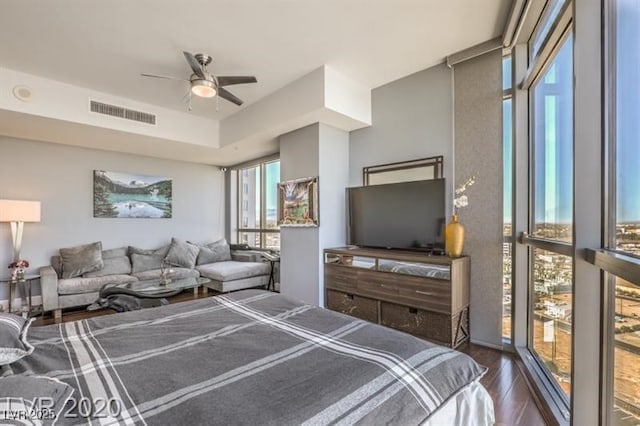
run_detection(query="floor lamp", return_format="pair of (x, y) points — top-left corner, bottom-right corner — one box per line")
(0, 200), (41, 262)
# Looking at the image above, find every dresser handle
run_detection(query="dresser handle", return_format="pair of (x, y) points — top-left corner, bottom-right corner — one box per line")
(380, 284), (395, 290)
(415, 290), (434, 296)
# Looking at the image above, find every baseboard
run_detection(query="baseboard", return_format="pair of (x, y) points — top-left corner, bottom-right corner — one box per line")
(0, 295), (43, 313)
(470, 338), (504, 351)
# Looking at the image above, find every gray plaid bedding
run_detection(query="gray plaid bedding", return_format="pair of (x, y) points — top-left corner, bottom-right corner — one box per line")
(9, 290), (486, 425)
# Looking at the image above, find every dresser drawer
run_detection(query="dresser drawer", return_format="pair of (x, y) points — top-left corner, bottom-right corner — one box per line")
(396, 280), (451, 312)
(356, 270), (399, 297)
(326, 290), (378, 323)
(380, 301), (453, 345)
(324, 266), (357, 291)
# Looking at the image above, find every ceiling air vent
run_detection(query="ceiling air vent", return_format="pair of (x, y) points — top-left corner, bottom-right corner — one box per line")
(90, 100), (156, 125)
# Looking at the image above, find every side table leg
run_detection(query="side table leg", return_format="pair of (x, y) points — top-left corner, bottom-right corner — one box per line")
(54, 309), (62, 320)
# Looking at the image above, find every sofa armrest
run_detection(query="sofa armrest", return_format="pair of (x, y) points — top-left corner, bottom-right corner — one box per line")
(231, 250), (263, 263)
(40, 266), (60, 312)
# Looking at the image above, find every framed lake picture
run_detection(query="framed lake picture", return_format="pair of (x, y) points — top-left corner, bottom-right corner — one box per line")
(277, 176), (319, 227)
(93, 170), (172, 218)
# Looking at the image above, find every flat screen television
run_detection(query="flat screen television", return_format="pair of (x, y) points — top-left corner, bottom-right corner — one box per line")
(346, 179), (446, 250)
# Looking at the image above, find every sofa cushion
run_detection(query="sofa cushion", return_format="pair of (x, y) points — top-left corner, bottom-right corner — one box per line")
(58, 274), (137, 295)
(83, 256), (131, 278)
(128, 245), (170, 257)
(196, 261), (269, 282)
(132, 267), (200, 281)
(130, 253), (162, 274)
(59, 241), (104, 279)
(191, 238), (232, 265)
(103, 246), (128, 259)
(165, 238), (199, 269)
(129, 245), (170, 274)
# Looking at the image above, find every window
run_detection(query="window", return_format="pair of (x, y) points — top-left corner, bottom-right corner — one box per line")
(503, 56), (513, 342)
(528, 33), (574, 400)
(237, 159), (280, 250)
(609, 1), (640, 422)
(530, 0), (569, 60)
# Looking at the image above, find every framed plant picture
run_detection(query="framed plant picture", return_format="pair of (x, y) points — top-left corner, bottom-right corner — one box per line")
(277, 176), (319, 227)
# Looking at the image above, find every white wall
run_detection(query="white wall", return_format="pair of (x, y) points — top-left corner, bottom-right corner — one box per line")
(279, 123), (349, 306)
(279, 125), (321, 304)
(348, 64), (453, 215)
(0, 137), (225, 300)
(317, 124), (350, 306)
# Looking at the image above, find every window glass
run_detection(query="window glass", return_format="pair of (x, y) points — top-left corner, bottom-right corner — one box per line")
(503, 56), (513, 91)
(531, 0), (568, 59)
(237, 160), (280, 249)
(612, 1), (640, 423)
(615, 0), (640, 257)
(613, 277), (640, 423)
(502, 56), (513, 341)
(265, 161), (280, 230)
(532, 248), (573, 397)
(532, 36), (573, 242)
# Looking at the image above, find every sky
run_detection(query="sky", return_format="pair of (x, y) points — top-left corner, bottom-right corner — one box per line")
(616, 0), (640, 223)
(503, 9), (639, 225)
(264, 161), (280, 215)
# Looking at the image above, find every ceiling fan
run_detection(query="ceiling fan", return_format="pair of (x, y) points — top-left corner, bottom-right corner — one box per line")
(141, 51), (257, 109)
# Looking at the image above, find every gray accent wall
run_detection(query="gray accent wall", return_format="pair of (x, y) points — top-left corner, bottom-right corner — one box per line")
(349, 64), (454, 214)
(453, 50), (503, 348)
(279, 123), (349, 306)
(0, 136), (225, 301)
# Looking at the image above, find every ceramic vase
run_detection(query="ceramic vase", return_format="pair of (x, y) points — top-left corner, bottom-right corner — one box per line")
(445, 214), (465, 258)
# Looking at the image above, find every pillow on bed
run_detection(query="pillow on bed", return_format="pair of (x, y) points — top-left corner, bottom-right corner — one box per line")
(165, 238), (199, 269)
(0, 375), (74, 422)
(191, 238), (232, 265)
(59, 241), (104, 279)
(0, 313), (34, 365)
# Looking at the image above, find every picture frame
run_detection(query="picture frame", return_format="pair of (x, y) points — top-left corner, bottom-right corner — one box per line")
(277, 176), (319, 227)
(93, 170), (172, 218)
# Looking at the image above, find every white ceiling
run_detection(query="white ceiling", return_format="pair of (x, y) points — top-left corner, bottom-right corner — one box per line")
(0, 0), (510, 120)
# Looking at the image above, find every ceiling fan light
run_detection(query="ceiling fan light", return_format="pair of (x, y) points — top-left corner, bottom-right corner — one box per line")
(191, 79), (217, 98)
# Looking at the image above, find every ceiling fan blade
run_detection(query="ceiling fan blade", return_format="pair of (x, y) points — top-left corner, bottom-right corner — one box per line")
(216, 76), (257, 87)
(141, 73), (188, 81)
(183, 51), (206, 79)
(218, 87), (244, 106)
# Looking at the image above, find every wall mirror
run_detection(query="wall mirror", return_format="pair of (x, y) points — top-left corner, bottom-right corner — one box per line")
(363, 156), (443, 185)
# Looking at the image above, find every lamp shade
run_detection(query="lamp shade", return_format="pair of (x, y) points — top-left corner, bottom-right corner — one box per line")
(0, 200), (41, 222)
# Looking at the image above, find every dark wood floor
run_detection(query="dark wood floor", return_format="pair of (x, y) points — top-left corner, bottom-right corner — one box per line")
(458, 343), (549, 426)
(33, 290), (549, 425)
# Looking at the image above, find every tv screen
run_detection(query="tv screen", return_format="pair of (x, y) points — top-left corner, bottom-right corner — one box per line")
(347, 179), (446, 250)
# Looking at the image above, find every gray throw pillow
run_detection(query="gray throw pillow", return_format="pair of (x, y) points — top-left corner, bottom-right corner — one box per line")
(83, 256), (131, 278)
(102, 246), (128, 259)
(192, 238), (232, 265)
(59, 241), (104, 279)
(131, 253), (164, 274)
(165, 238), (199, 269)
(0, 313), (34, 365)
(0, 375), (74, 423)
(129, 244), (170, 257)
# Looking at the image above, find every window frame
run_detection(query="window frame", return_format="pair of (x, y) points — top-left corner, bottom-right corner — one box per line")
(511, 2), (575, 422)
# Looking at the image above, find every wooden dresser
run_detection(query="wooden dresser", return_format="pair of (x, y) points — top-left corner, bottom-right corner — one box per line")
(323, 246), (470, 348)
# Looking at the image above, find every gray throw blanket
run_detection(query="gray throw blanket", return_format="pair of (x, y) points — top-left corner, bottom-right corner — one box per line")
(9, 290), (486, 425)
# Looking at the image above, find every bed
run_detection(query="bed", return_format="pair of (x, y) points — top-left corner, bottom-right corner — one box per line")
(6, 290), (494, 425)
